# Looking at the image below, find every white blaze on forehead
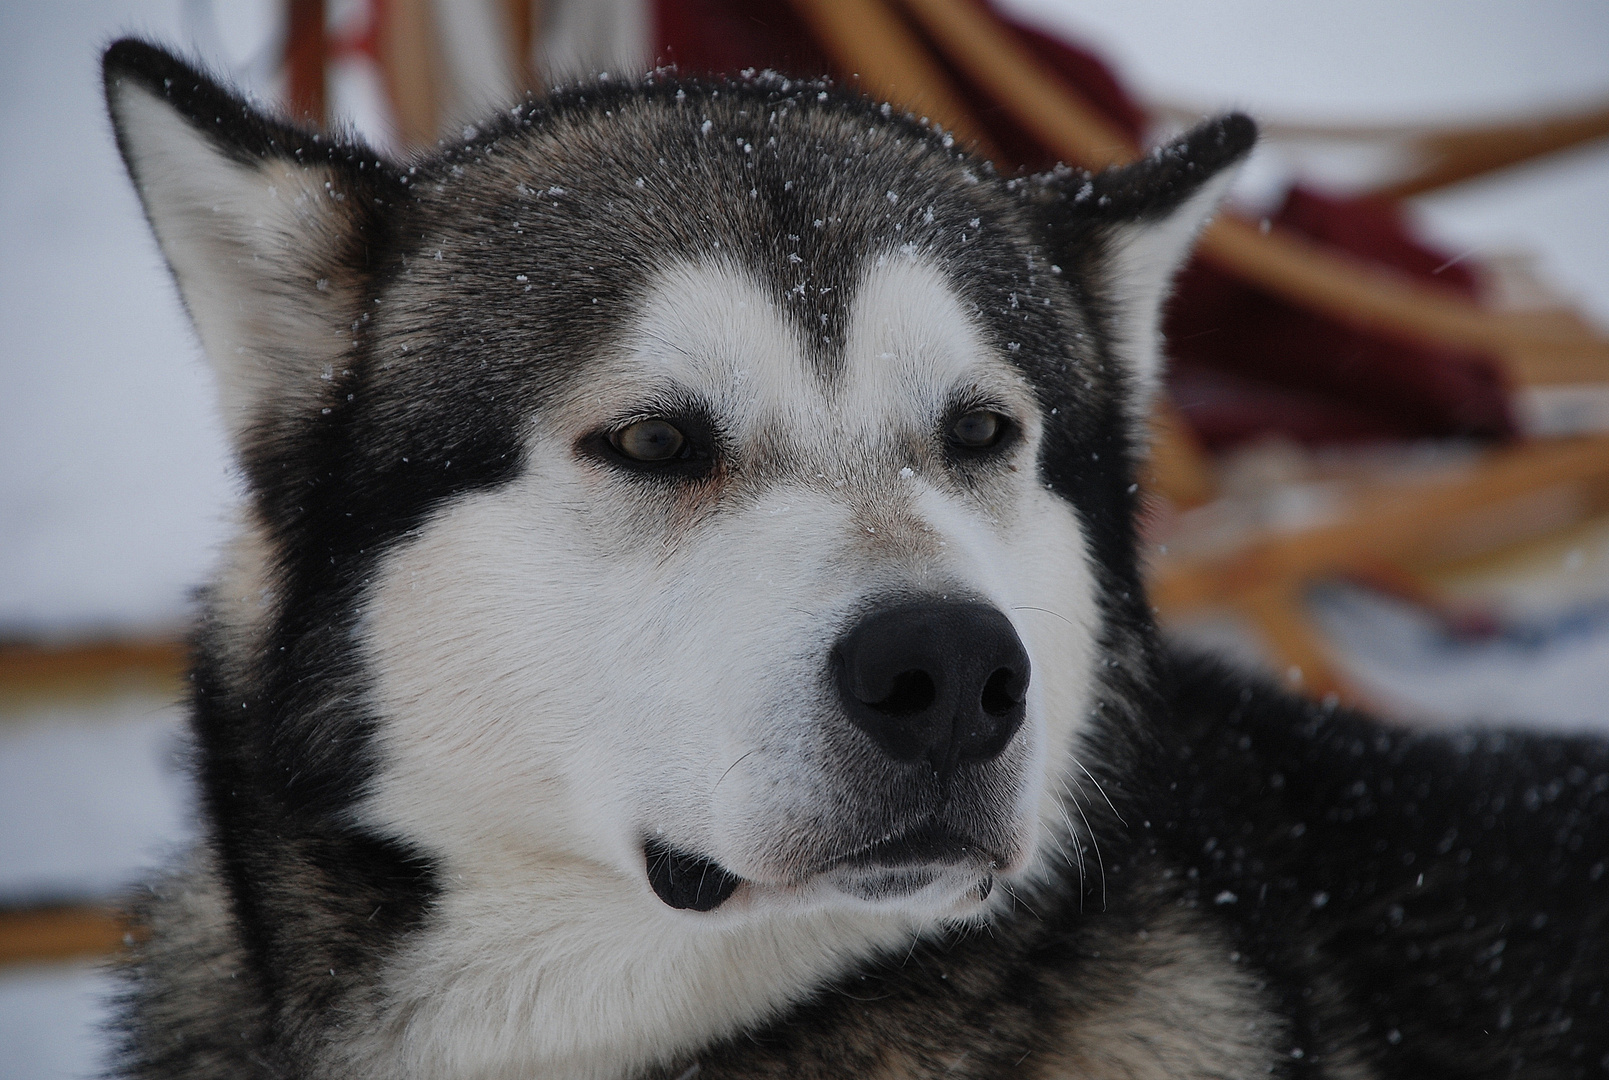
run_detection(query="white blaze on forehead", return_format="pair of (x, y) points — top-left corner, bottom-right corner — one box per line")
(838, 256), (1028, 421)
(608, 260), (817, 428)
(595, 255), (1034, 452)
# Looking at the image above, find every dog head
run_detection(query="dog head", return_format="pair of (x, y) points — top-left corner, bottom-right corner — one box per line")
(106, 42), (1250, 930)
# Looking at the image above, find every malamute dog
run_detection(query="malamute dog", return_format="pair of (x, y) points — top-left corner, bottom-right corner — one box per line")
(103, 38), (1609, 1079)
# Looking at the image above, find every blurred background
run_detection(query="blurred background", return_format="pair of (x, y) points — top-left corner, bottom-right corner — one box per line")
(2, 1), (1607, 1074)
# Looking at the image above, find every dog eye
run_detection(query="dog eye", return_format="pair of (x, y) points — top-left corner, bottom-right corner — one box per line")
(611, 419), (686, 462)
(949, 410), (1007, 450)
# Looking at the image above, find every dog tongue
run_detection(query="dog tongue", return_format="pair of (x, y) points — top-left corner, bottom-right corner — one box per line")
(645, 840), (742, 911)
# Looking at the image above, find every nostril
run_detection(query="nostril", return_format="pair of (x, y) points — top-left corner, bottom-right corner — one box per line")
(867, 670), (937, 716)
(980, 668), (1022, 717)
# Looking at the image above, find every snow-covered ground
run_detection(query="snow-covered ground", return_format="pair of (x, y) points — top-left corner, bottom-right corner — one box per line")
(0, 962), (115, 1080)
(1, 1), (1606, 1076)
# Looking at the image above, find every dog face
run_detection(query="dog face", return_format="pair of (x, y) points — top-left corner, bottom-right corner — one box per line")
(106, 39), (1248, 953)
(358, 249), (1095, 921)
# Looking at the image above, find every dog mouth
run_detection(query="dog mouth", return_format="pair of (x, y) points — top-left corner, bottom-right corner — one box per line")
(815, 824), (1000, 904)
(814, 824), (1000, 875)
(644, 825), (999, 912)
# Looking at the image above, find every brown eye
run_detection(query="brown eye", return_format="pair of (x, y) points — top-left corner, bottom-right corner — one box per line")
(949, 410), (1005, 449)
(611, 419), (686, 462)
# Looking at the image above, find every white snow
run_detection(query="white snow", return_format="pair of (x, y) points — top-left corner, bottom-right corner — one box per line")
(1311, 584), (1609, 729)
(1001, 0), (1609, 125)
(1411, 141), (1609, 328)
(0, 2), (240, 635)
(0, 696), (193, 904)
(0, 963), (117, 1080)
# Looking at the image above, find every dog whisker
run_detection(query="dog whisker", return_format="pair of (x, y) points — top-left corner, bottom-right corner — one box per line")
(1009, 604), (1076, 628)
(994, 878), (1040, 921)
(1060, 775), (1107, 911)
(711, 748), (759, 796)
(1050, 800), (1086, 909)
(1071, 756), (1126, 827)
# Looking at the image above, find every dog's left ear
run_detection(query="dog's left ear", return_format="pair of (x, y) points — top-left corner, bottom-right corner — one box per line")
(103, 38), (404, 452)
(1031, 114), (1256, 422)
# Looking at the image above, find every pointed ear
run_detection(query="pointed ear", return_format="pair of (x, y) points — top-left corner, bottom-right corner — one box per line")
(103, 39), (404, 450)
(1034, 114), (1256, 423)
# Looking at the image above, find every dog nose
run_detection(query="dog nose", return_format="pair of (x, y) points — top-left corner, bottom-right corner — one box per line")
(833, 601), (1029, 776)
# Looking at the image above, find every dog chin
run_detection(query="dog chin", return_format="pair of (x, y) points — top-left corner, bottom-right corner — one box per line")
(683, 861), (1000, 922)
(824, 862), (996, 909)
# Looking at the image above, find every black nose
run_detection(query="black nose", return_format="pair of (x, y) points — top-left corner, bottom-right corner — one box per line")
(833, 601), (1030, 776)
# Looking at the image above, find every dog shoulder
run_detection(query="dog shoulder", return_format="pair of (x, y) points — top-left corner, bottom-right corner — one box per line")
(1039, 902), (1291, 1079)
(1161, 650), (1609, 1074)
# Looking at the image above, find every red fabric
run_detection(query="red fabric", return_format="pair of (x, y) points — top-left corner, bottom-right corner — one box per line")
(1164, 187), (1512, 449)
(651, 0), (1515, 449)
(900, 3), (1145, 173)
(1167, 363), (1414, 447)
(1277, 187), (1480, 298)
(653, 0), (831, 79)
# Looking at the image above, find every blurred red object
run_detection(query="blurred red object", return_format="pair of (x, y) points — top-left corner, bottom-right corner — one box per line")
(1168, 187), (1513, 450)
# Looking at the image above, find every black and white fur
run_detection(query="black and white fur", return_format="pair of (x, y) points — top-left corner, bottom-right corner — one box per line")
(103, 39), (1609, 1079)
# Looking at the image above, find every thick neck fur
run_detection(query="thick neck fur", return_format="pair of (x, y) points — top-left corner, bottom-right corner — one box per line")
(332, 858), (926, 1079)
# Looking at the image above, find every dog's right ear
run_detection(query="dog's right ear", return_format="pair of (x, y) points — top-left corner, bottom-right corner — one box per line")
(103, 39), (404, 449)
